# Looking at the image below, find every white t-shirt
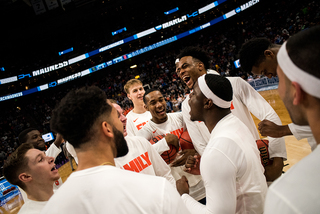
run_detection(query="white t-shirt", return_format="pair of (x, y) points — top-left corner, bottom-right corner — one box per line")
(66, 141), (78, 164)
(264, 144), (320, 213)
(136, 112), (184, 154)
(182, 74), (287, 160)
(288, 123), (316, 150)
(18, 199), (47, 214)
(126, 110), (152, 136)
(40, 166), (191, 214)
(137, 112), (205, 201)
(19, 143), (63, 202)
(115, 136), (176, 187)
(181, 114), (268, 214)
(45, 143), (62, 159)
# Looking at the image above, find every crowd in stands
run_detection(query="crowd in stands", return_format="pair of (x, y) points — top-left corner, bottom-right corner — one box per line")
(1, 0), (319, 177)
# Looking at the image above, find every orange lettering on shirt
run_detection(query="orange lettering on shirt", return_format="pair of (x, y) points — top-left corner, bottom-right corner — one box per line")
(137, 156), (148, 169)
(136, 121), (148, 130)
(141, 152), (152, 166)
(170, 128), (184, 138)
(123, 152), (152, 173)
(123, 160), (140, 172)
(230, 101), (234, 110)
(133, 158), (143, 171)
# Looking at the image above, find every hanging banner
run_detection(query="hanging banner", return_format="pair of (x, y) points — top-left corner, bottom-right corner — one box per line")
(31, 0), (46, 15)
(45, 0), (59, 10)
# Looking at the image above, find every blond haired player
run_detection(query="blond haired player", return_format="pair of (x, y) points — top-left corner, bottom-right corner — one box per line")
(124, 79), (152, 136)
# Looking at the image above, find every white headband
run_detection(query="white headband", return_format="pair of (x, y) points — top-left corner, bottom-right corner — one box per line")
(277, 41), (320, 99)
(198, 74), (231, 108)
(175, 58), (179, 64)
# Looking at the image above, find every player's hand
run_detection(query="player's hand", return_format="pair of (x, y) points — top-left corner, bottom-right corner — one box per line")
(264, 157), (284, 181)
(176, 176), (189, 195)
(165, 134), (180, 151)
(54, 133), (64, 147)
(171, 149), (196, 167)
(258, 120), (291, 138)
(184, 153), (201, 175)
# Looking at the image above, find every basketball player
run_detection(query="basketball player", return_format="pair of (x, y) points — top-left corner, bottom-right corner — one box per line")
(175, 46), (286, 181)
(239, 38), (280, 78)
(18, 128), (63, 160)
(124, 79), (181, 154)
(264, 25), (320, 213)
(64, 99), (176, 186)
(137, 89), (206, 203)
(239, 38), (316, 150)
(176, 74), (267, 213)
(42, 86), (190, 214)
(17, 129), (64, 201)
(110, 100), (176, 186)
(124, 79), (152, 136)
(3, 143), (60, 214)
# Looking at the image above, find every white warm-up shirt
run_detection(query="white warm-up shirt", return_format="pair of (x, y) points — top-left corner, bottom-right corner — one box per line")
(182, 74), (287, 160)
(45, 143), (62, 159)
(264, 144), (320, 213)
(137, 112), (205, 201)
(288, 123), (316, 151)
(181, 114), (268, 214)
(18, 200), (47, 214)
(126, 110), (152, 136)
(66, 141), (78, 164)
(115, 136), (176, 187)
(40, 166), (191, 214)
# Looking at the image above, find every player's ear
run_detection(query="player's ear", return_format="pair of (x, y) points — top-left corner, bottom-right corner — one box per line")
(19, 173), (32, 183)
(204, 98), (213, 109)
(127, 93), (132, 101)
(197, 62), (205, 72)
(101, 121), (114, 138)
(144, 104), (148, 111)
(291, 81), (305, 106)
(264, 50), (275, 58)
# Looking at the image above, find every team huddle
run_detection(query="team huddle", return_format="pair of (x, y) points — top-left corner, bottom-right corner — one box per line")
(3, 26), (320, 214)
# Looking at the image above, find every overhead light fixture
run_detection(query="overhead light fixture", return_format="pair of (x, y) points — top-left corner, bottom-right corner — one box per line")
(130, 65), (137, 69)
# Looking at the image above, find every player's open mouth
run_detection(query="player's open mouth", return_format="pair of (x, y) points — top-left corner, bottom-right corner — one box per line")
(157, 109), (165, 115)
(183, 76), (190, 83)
(51, 166), (57, 171)
(183, 76), (192, 86)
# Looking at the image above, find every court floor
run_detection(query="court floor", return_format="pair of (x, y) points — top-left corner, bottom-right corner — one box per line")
(1, 89), (312, 214)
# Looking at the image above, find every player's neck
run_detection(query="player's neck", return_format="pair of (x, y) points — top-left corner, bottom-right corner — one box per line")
(75, 141), (115, 170)
(26, 183), (54, 201)
(306, 103), (320, 145)
(204, 110), (231, 133)
(133, 103), (146, 114)
(151, 114), (168, 124)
